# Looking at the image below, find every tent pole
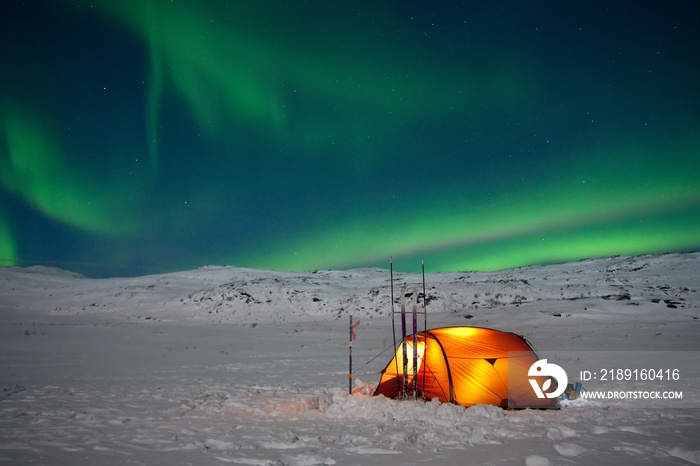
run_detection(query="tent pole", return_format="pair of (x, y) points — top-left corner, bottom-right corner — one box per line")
(422, 259), (427, 331)
(390, 258), (400, 395)
(349, 315), (353, 394)
(422, 258), (427, 395)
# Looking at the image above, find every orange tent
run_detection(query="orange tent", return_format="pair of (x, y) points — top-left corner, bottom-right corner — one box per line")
(373, 326), (559, 409)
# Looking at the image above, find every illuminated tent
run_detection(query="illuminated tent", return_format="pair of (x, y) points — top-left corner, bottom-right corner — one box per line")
(373, 326), (559, 409)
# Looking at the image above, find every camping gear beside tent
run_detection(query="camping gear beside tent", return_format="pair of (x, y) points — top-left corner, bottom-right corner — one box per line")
(373, 326), (560, 409)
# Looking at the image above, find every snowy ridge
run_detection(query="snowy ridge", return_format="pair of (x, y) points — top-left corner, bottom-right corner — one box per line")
(3, 253), (698, 325)
(1, 253), (699, 465)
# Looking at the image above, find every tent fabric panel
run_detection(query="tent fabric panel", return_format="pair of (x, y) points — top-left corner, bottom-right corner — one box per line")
(419, 333), (452, 402)
(449, 357), (509, 407)
(503, 354), (559, 408)
(373, 343), (405, 400)
(433, 328), (557, 408)
(428, 327), (534, 359)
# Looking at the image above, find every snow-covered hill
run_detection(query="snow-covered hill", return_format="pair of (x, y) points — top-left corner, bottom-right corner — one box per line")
(1, 253), (699, 464)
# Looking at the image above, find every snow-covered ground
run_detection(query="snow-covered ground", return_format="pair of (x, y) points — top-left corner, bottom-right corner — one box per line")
(1, 253), (699, 465)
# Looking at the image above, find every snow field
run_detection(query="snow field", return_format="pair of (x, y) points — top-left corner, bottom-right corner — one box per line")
(1, 252), (699, 464)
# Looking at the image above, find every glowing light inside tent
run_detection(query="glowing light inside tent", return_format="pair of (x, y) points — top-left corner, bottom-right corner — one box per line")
(404, 341), (426, 376)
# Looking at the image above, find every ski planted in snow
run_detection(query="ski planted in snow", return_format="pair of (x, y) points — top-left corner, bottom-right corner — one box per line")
(390, 258), (401, 395)
(412, 288), (418, 399)
(400, 286), (408, 399)
(389, 258), (428, 401)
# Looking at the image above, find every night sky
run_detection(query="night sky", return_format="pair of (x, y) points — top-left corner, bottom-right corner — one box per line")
(1, 1), (699, 277)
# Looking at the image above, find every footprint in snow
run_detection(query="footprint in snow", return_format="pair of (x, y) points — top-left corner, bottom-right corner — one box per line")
(545, 425), (577, 440)
(554, 442), (585, 457)
(523, 455), (550, 466)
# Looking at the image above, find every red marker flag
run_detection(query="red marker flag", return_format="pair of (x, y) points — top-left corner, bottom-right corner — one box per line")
(351, 319), (361, 342)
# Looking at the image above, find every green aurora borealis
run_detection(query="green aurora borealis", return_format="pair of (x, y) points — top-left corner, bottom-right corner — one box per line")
(1, 1), (699, 276)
